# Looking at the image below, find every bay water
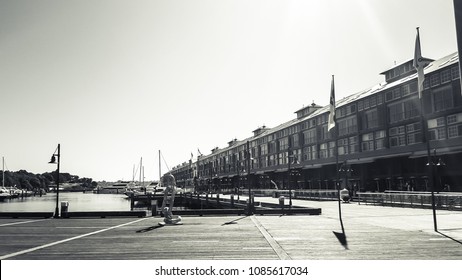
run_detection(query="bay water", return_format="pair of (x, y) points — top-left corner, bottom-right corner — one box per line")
(0, 192), (132, 212)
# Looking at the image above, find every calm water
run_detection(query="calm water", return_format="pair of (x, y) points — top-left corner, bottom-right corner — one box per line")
(0, 192), (132, 212)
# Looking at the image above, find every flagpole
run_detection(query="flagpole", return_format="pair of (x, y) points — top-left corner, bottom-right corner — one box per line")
(414, 27), (438, 231)
(328, 75), (345, 233)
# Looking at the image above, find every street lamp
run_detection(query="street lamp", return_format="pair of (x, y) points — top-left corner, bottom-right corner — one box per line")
(426, 149), (446, 188)
(245, 141), (254, 215)
(287, 154), (299, 207)
(48, 144), (60, 218)
(338, 161), (353, 189)
(338, 161), (353, 202)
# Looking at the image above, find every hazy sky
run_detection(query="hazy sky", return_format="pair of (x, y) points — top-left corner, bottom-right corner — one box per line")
(0, 0), (458, 182)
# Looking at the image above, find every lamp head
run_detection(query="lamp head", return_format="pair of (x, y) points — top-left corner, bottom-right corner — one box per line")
(48, 155), (57, 164)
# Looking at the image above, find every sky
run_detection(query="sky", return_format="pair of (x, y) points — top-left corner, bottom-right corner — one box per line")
(0, 0), (458, 182)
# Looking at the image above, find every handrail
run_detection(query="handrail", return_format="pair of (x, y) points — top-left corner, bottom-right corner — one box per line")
(357, 192), (462, 210)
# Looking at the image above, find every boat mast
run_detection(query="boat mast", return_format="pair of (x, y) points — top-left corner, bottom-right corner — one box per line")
(2, 157), (4, 188)
(139, 157), (143, 187)
(158, 150), (161, 185)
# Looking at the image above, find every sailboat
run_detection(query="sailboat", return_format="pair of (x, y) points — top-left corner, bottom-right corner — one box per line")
(124, 157), (159, 197)
(0, 157), (12, 201)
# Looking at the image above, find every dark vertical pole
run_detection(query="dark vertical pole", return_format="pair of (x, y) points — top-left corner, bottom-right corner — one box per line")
(288, 137), (292, 208)
(246, 140), (252, 214)
(54, 144), (60, 218)
(335, 123), (344, 231)
(454, 0), (462, 94)
(420, 97), (438, 231)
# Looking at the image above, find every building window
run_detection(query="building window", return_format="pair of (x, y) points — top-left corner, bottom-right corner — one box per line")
(388, 103), (405, 123)
(278, 152), (288, 165)
(428, 117), (446, 140)
(260, 144), (268, 155)
(338, 116), (358, 136)
(441, 69), (451, 84)
(448, 124), (462, 138)
(279, 137), (288, 151)
(406, 132), (422, 145)
(377, 93), (384, 104)
(388, 99), (420, 123)
(338, 138), (348, 155)
(389, 126), (406, 147)
(269, 155), (276, 167)
(349, 136), (358, 154)
(430, 74), (440, 87)
(303, 145), (317, 161)
(433, 85), (454, 112)
(320, 125), (332, 140)
(361, 133), (374, 152)
(269, 142), (277, 153)
(292, 134), (300, 148)
(430, 127), (447, 140)
(303, 129), (317, 145)
(363, 108), (378, 129)
(310, 145), (317, 160)
(328, 141), (336, 158)
(451, 66), (459, 80)
(447, 113), (462, 139)
(375, 130), (386, 150)
(319, 143), (328, 159)
(402, 84), (411, 96)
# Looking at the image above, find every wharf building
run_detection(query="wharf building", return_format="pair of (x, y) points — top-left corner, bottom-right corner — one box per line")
(169, 52), (462, 196)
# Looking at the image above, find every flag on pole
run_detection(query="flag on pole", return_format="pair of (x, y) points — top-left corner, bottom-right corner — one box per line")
(197, 149), (203, 157)
(328, 75), (336, 132)
(413, 27), (432, 99)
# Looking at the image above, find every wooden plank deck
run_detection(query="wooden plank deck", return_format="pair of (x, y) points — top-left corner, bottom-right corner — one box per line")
(0, 198), (461, 260)
(0, 212), (54, 218)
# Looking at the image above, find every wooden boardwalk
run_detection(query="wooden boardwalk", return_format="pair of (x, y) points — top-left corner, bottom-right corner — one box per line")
(0, 197), (461, 260)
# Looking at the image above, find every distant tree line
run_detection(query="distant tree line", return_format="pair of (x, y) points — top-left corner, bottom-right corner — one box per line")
(0, 170), (97, 192)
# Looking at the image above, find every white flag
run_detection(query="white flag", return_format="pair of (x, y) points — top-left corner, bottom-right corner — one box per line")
(328, 75), (336, 132)
(413, 28), (432, 99)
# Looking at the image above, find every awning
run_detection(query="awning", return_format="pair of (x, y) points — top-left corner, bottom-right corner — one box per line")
(376, 152), (412, 160)
(409, 147), (462, 159)
(348, 157), (375, 164)
(302, 164), (323, 169)
(275, 168), (288, 173)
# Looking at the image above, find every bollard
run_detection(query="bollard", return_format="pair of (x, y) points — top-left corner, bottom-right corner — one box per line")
(216, 193), (220, 205)
(279, 196), (285, 213)
(130, 193), (135, 210)
(246, 199), (251, 215)
(61, 201), (69, 218)
(151, 200), (158, 216)
(230, 194), (234, 207)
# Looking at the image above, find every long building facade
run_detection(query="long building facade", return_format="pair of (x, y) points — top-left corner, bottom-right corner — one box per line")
(169, 52), (462, 195)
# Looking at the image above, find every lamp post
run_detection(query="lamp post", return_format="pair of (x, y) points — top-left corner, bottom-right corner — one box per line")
(338, 161), (353, 190)
(246, 140), (254, 215)
(49, 144), (60, 218)
(287, 154), (299, 208)
(426, 149), (446, 231)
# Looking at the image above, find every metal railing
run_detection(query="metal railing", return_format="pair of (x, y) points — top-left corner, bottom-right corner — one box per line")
(357, 191), (462, 211)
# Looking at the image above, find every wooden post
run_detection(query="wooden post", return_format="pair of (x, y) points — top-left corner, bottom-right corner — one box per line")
(130, 193), (134, 211)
